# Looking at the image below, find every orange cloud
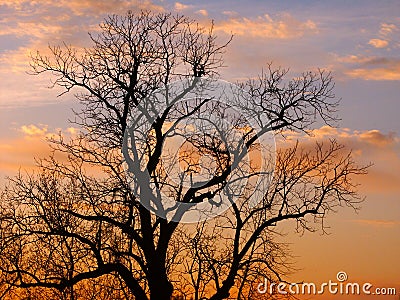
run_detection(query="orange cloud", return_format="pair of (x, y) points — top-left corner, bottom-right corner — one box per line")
(364, 22), (398, 50)
(334, 55), (400, 81)
(346, 67), (400, 80)
(174, 2), (190, 11)
(0, 22), (65, 39)
(196, 9), (208, 17)
(306, 126), (399, 149)
(0, 135), (51, 181)
(20, 124), (48, 136)
(358, 130), (397, 146)
(368, 38), (389, 48)
(0, 125), (78, 182)
(64, 0), (163, 15)
(215, 14), (318, 39)
(335, 55), (374, 64)
(351, 219), (400, 228)
(222, 11), (238, 17)
(278, 126), (400, 195)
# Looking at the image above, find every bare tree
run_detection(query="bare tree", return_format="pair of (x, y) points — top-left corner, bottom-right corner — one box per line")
(0, 11), (367, 300)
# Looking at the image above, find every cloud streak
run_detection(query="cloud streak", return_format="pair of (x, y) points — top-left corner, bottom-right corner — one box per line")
(0, 124), (79, 182)
(2, 124), (398, 196)
(379, 23), (398, 36)
(1, 0), (163, 16)
(278, 126), (400, 195)
(214, 14), (318, 39)
(351, 219), (400, 228)
(335, 55), (400, 81)
(174, 2), (190, 11)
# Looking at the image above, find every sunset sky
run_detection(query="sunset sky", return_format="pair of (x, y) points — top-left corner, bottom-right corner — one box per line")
(0, 0), (399, 298)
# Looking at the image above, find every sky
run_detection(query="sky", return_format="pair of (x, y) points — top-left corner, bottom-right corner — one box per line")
(0, 0), (399, 299)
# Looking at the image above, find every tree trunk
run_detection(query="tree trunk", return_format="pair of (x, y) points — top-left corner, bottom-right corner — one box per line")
(149, 277), (173, 300)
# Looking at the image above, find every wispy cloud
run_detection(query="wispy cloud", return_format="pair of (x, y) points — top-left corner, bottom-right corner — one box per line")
(366, 22), (398, 49)
(379, 23), (398, 36)
(196, 9), (208, 17)
(20, 124), (48, 136)
(334, 55), (400, 81)
(368, 38), (389, 48)
(0, 0), (164, 108)
(351, 219), (400, 228)
(0, 124), (79, 179)
(214, 14), (318, 39)
(346, 67), (400, 81)
(174, 2), (190, 11)
(368, 23), (398, 48)
(358, 129), (398, 147)
(2, 0), (163, 16)
(278, 126), (400, 195)
(222, 11), (238, 17)
(332, 20), (400, 80)
(0, 22), (65, 39)
(281, 126), (399, 147)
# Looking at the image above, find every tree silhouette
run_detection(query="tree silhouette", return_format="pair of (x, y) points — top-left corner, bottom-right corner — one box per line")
(0, 11), (367, 300)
